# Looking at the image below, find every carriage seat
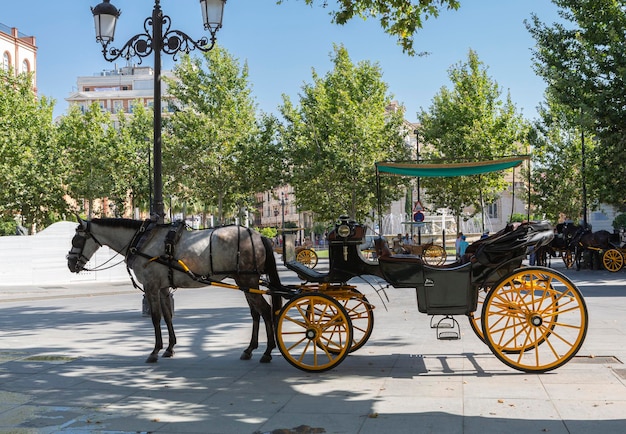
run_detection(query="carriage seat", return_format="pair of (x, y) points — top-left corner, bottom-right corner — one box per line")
(374, 238), (424, 264)
(285, 259), (329, 282)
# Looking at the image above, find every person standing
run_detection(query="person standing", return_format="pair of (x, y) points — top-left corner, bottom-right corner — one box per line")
(455, 232), (464, 259)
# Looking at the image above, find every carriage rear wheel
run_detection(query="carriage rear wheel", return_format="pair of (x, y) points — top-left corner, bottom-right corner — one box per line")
(481, 267), (588, 373)
(276, 292), (353, 372)
(296, 248), (318, 269)
(470, 283), (558, 354)
(423, 245), (446, 266)
(602, 249), (623, 272)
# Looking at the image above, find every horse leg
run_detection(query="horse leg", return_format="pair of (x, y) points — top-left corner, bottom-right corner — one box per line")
(258, 294), (276, 363)
(240, 292), (260, 361)
(145, 288), (163, 363)
(161, 288), (176, 358)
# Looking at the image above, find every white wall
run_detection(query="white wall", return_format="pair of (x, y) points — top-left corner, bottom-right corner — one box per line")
(0, 221), (128, 286)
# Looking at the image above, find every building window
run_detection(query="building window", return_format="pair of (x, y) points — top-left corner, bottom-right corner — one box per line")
(2, 52), (10, 71)
(21, 59), (29, 73)
(113, 100), (124, 113)
(487, 202), (499, 219)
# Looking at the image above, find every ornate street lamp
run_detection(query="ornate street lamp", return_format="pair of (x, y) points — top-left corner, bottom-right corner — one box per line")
(91, 0), (226, 222)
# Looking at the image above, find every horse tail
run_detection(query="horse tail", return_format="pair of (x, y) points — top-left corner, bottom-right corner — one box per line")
(261, 236), (283, 320)
(261, 236), (281, 290)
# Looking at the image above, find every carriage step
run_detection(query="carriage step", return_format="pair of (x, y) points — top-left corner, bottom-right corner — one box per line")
(432, 315), (461, 340)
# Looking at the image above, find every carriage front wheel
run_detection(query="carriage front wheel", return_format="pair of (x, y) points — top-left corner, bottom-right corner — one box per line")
(481, 267), (588, 373)
(276, 292), (353, 372)
(602, 249), (623, 272)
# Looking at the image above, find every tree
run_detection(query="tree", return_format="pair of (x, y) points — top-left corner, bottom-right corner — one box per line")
(526, 0), (626, 207)
(57, 103), (118, 218)
(0, 69), (66, 231)
(280, 44), (410, 223)
(417, 49), (529, 226)
(115, 103), (154, 216)
(528, 97), (590, 222)
(281, 0), (460, 55)
(165, 47), (284, 224)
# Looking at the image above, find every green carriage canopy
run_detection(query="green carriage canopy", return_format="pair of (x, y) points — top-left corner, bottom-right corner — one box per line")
(376, 156), (529, 178)
(375, 155), (531, 233)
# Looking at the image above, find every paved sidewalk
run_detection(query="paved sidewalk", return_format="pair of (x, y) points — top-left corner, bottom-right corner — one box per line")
(0, 260), (625, 433)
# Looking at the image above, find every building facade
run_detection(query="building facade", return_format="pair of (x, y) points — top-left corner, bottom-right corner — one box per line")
(0, 23), (37, 87)
(65, 65), (175, 118)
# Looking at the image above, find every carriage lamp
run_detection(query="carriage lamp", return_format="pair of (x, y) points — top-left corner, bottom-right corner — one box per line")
(337, 224), (351, 238)
(90, 0), (226, 223)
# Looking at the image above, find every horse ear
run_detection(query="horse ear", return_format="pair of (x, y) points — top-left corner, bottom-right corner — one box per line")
(75, 214), (86, 228)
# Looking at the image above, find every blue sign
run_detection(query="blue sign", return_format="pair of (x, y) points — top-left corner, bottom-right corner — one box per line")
(413, 211), (424, 222)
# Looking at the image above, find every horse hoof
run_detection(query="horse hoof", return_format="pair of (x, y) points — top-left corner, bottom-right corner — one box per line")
(145, 355), (158, 363)
(240, 351), (252, 361)
(260, 354), (272, 363)
(163, 350), (174, 358)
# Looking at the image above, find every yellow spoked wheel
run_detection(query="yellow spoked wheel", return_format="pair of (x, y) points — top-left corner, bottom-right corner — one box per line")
(471, 283), (558, 354)
(602, 249), (623, 272)
(481, 267), (588, 373)
(277, 292), (353, 372)
(324, 289), (374, 354)
(423, 245), (446, 266)
(296, 248), (318, 269)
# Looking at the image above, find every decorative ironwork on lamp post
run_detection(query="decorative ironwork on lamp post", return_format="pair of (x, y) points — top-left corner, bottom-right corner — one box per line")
(91, 0), (226, 222)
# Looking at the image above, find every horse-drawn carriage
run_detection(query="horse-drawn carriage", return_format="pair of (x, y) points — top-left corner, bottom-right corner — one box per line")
(560, 225), (621, 272)
(68, 214), (588, 374)
(599, 230), (626, 272)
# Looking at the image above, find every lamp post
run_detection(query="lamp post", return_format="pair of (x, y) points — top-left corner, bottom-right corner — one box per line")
(414, 129), (422, 245)
(281, 192), (287, 231)
(91, 0), (226, 223)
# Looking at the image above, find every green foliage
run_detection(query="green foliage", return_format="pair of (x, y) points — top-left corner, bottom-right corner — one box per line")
(417, 49), (529, 221)
(165, 48), (284, 224)
(0, 219), (17, 236)
(527, 98), (590, 222)
(57, 103), (120, 218)
(509, 213), (542, 223)
(0, 69), (67, 229)
(281, 0), (460, 55)
(280, 45), (410, 222)
(258, 227), (277, 239)
(613, 214), (626, 230)
(116, 104), (154, 215)
(527, 0), (626, 207)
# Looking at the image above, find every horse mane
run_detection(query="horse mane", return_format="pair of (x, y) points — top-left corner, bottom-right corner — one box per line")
(91, 218), (144, 230)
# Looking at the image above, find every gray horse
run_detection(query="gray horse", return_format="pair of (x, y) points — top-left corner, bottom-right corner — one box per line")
(67, 217), (282, 364)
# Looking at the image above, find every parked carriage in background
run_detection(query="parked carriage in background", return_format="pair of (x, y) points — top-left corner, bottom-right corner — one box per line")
(273, 228), (318, 269)
(600, 230), (626, 272)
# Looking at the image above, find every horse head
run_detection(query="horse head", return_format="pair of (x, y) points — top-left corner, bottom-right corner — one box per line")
(67, 217), (103, 273)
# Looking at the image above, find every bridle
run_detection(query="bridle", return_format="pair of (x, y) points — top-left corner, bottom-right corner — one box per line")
(67, 221), (105, 272)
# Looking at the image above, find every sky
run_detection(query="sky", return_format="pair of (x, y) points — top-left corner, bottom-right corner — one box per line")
(2, 0), (561, 122)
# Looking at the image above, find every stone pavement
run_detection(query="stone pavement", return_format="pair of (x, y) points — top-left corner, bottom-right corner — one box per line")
(0, 258), (626, 433)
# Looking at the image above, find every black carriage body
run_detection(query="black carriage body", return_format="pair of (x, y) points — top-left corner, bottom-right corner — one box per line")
(377, 221), (554, 315)
(284, 217), (553, 316)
